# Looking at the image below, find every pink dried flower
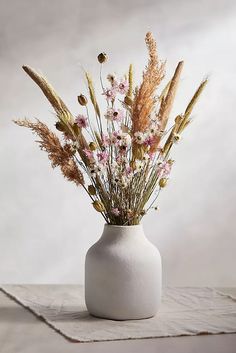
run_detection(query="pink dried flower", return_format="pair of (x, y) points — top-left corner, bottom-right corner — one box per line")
(83, 148), (94, 160)
(101, 134), (110, 147)
(111, 208), (120, 216)
(105, 108), (124, 122)
(97, 151), (109, 165)
(110, 131), (122, 145)
(75, 114), (88, 128)
(157, 161), (172, 178)
(103, 88), (117, 101)
(117, 79), (129, 94)
(125, 165), (133, 176)
(148, 152), (155, 160)
(144, 134), (155, 147)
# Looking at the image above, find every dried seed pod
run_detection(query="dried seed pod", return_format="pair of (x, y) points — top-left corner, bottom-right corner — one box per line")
(77, 94), (88, 106)
(124, 96), (133, 106)
(173, 133), (181, 143)
(140, 209), (146, 216)
(89, 142), (97, 151)
(88, 185), (96, 195)
(73, 123), (81, 135)
(97, 52), (107, 64)
(55, 121), (65, 132)
(159, 178), (168, 188)
(92, 200), (106, 212)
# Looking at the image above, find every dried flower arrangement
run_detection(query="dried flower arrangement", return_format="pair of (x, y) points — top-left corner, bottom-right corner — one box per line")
(15, 32), (207, 225)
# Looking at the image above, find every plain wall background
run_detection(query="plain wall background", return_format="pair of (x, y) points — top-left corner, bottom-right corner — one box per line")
(0, 0), (235, 285)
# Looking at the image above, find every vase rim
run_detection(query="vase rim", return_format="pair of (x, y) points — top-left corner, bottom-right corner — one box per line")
(104, 224), (142, 229)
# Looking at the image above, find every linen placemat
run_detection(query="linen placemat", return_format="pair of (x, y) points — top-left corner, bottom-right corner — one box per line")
(1, 285), (236, 342)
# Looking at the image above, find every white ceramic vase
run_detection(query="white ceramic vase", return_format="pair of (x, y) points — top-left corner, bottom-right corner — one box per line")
(85, 224), (162, 320)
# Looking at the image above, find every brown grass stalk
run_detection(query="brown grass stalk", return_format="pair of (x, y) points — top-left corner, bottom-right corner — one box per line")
(14, 119), (84, 185)
(149, 61), (184, 153)
(132, 32), (165, 134)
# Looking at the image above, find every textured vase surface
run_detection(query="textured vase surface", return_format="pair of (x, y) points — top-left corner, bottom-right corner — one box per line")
(85, 224), (162, 320)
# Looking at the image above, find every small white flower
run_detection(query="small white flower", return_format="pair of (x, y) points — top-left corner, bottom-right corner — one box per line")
(148, 122), (161, 135)
(134, 131), (146, 144)
(134, 159), (145, 173)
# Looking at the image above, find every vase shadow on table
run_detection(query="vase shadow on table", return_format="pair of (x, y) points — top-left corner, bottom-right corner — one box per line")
(0, 304), (102, 324)
(43, 308), (102, 323)
(0, 289), (102, 324)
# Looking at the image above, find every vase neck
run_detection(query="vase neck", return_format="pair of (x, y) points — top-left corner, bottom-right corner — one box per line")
(101, 224), (145, 242)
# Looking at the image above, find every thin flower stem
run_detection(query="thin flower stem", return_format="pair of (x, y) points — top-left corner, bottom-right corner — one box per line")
(85, 106), (97, 142)
(99, 64), (105, 92)
(146, 187), (161, 213)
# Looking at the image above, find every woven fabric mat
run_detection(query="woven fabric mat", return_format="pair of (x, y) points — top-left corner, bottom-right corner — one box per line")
(1, 285), (236, 343)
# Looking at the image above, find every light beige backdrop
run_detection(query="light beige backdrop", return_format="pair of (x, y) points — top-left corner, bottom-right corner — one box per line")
(0, 0), (235, 285)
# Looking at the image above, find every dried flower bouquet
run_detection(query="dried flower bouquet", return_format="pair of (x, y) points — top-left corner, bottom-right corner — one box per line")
(15, 32), (207, 225)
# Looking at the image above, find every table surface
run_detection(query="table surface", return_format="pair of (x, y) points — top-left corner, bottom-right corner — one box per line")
(0, 287), (236, 353)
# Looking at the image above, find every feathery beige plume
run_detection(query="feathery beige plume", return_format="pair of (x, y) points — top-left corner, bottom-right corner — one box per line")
(14, 119), (84, 185)
(132, 32), (165, 134)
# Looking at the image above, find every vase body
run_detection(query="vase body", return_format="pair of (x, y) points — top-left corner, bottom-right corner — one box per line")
(85, 224), (162, 320)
